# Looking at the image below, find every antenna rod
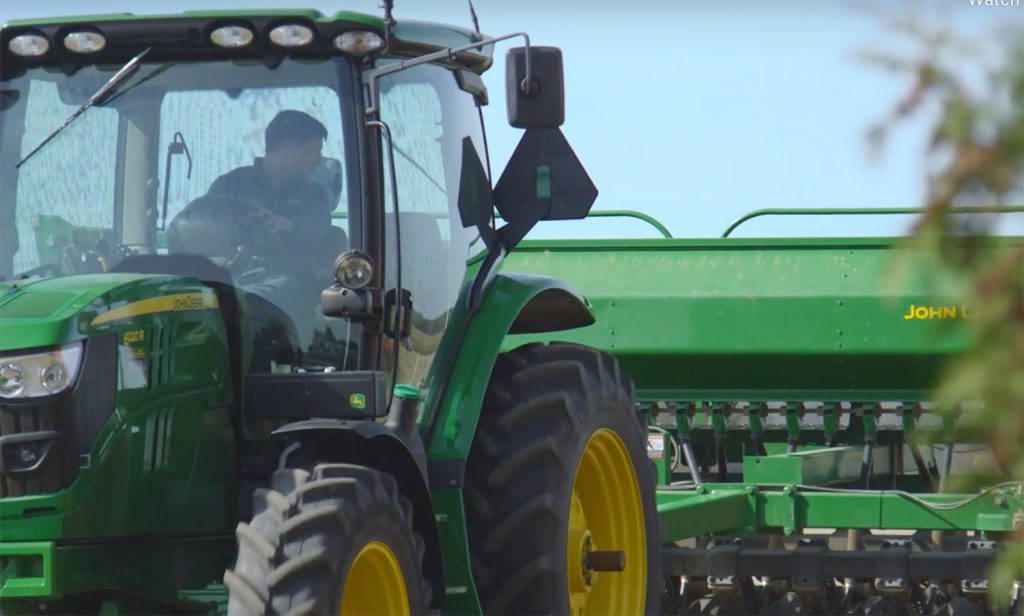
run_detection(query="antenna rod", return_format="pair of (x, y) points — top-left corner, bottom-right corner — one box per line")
(382, 0), (396, 43)
(467, 0), (481, 35)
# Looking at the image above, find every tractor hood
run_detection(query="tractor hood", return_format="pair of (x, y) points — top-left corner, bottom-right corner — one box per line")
(0, 272), (213, 351)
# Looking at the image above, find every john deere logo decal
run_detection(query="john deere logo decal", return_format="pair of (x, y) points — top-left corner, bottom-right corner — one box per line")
(350, 393), (366, 410)
(902, 304), (971, 320)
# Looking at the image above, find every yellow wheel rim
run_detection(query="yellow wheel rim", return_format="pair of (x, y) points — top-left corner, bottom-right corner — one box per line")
(567, 428), (647, 615)
(339, 541), (410, 616)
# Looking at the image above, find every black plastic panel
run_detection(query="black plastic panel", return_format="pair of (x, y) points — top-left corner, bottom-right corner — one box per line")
(244, 371), (387, 420)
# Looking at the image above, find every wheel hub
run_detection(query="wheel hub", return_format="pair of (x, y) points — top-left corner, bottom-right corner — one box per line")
(339, 541), (410, 616)
(566, 428), (646, 615)
(568, 492), (594, 594)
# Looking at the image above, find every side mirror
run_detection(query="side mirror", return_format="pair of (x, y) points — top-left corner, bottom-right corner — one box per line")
(506, 46), (564, 129)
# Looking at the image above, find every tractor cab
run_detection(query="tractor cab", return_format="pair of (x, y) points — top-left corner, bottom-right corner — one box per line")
(0, 10), (613, 613)
(0, 13), (501, 410)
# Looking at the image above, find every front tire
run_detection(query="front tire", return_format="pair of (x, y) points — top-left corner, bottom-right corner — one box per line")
(224, 463), (430, 615)
(465, 342), (661, 614)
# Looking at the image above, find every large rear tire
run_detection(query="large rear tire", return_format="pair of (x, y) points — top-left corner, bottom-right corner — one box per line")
(465, 342), (661, 614)
(224, 463), (430, 615)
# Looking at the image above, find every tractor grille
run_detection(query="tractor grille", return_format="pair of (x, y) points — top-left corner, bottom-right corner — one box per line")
(0, 335), (116, 498)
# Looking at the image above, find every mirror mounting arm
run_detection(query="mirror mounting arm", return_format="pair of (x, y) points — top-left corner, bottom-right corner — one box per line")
(362, 31), (532, 116)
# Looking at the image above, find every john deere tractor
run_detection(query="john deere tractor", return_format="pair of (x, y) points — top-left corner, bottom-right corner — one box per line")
(0, 6), (660, 614)
(1, 5), (1021, 616)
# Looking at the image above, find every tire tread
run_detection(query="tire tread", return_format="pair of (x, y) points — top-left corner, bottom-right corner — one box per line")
(465, 342), (659, 614)
(226, 464), (430, 615)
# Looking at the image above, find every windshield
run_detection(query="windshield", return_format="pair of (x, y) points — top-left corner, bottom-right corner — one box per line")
(1, 57), (360, 369)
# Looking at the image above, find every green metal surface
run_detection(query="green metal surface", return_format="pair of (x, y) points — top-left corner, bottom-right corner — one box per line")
(0, 274), (148, 350)
(656, 484), (1023, 542)
(743, 446), (892, 486)
(504, 236), (1002, 401)
(657, 490), (756, 541)
(430, 489), (483, 616)
(1, 272), (237, 607)
(421, 271), (592, 458)
(0, 542), (53, 598)
(0, 537), (229, 606)
(413, 272), (593, 615)
(721, 205), (1024, 237)
(761, 488), (1022, 534)
(51, 538), (230, 605)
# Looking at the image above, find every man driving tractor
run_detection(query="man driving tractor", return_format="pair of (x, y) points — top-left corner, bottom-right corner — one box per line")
(207, 109), (332, 238)
(168, 109), (345, 353)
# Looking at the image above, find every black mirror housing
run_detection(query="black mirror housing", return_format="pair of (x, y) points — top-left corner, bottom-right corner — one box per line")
(493, 127), (598, 249)
(506, 46), (564, 129)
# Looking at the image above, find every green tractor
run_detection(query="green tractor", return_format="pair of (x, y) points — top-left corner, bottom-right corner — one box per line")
(0, 5), (1021, 616)
(0, 7), (658, 614)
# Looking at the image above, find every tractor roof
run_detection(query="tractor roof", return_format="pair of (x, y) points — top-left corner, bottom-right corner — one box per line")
(1, 9), (493, 73)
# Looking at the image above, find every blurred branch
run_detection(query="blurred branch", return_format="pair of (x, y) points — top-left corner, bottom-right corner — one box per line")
(861, 5), (1024, 606)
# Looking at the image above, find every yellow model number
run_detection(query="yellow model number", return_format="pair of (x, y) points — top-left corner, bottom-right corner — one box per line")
(123, 329), (145, 344)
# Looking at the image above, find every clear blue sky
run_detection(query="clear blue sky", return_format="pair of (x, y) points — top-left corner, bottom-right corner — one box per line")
(3, 0), (1021, 239)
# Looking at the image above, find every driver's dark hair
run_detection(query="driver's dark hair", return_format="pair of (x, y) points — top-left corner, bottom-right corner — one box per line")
(265, 110), (327, 152)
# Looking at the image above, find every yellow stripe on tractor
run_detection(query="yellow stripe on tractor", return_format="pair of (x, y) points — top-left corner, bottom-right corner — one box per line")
(91, 292), (219, 326)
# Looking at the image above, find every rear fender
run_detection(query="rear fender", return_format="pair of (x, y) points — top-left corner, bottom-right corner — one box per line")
(424, 272), (594, 461)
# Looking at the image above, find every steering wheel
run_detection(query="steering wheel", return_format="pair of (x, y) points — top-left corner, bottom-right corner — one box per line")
(167, 195), (289, 275)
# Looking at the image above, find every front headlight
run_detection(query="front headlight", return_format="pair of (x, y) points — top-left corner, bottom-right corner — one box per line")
(0, 342), (84, 399)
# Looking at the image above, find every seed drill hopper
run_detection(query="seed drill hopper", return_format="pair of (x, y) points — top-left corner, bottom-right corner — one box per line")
(506, 209), (1024, 614)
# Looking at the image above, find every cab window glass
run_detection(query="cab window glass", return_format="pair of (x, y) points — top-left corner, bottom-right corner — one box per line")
(155, 78), (355, 369)
(158, 86), (347, 227)
(2, 58), (361, 372)
(9, 80), (117, 275)
(379, 62), (487, 387)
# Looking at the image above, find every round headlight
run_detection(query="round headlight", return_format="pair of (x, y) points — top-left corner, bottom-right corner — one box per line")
(64, 31), (107, 54)
(334, 251), (373, 290)
(40, 362), (68, 394)
(8, 33), (50, 57)
(269, 24), (314, 48)
(333, 30), (384, 57)
(210, 25), (255, 48)
(0, 362), (26, 398)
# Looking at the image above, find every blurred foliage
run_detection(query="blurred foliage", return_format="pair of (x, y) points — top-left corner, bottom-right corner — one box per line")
(859, 3), (1023, 605)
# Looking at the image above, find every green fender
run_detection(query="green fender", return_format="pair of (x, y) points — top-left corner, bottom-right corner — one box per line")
(417, 272), (592, 613)
(421, 272), (594, 461)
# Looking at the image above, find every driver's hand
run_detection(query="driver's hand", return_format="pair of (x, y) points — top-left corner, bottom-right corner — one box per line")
(249, 207), (293, 234)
